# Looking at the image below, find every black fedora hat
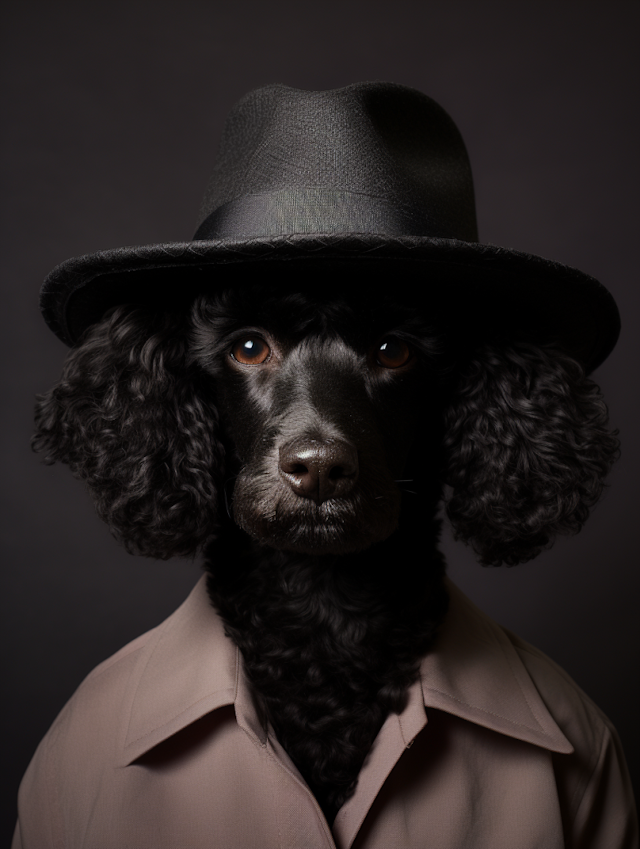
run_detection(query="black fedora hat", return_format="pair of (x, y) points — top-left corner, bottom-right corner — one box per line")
(40, 82), (619, 371)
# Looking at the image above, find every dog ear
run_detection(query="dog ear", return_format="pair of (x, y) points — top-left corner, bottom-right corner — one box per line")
(32, 305), (225, 559)
(442, 342), (620, 566)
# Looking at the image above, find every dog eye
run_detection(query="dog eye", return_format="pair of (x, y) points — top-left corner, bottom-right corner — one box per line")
(231, 336), (271, 365)
(376, 338), (411, 369)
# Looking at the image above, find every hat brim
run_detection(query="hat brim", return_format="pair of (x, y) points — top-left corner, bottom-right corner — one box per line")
(40, 233), (620, 373)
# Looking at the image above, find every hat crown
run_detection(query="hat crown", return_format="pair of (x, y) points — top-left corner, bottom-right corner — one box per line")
(40, 81), (619, 374)
(195, 83), (479, 242)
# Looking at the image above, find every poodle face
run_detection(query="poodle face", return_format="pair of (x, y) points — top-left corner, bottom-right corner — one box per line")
(33, 277), (619, 566)
(191, 283), (452, 555)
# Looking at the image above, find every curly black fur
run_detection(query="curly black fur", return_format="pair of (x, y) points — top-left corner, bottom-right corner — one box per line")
(206, 513), (448, 823)
(32, 287), (620, 825)
(444, 342), (620, 565)
(33, 306), (225, 558)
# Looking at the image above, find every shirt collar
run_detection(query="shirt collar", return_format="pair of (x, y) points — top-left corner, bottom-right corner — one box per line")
(120, 574), (572, 766)
(420, 579), (573, 753)
(119, 575), (260, 767)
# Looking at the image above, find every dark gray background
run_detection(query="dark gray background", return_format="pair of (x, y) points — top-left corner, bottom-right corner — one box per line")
(2, 0), (638, 841)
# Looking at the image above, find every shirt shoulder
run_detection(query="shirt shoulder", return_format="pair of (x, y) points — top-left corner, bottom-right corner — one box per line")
(14, 625), (157, 849)
(503, 627), (638, 847)
(503, 627), (608, 753)
(54, 623), (158, 740)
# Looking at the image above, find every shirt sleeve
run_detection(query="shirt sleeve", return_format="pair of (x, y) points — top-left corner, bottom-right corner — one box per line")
(570, 722), (638, 849)
(13, 730), (59, 849)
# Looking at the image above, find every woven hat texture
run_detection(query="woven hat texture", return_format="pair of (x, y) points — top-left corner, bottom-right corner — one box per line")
(40, 82), (619, 371)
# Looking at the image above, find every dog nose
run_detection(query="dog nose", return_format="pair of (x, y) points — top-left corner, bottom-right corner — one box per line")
(279, 438), (359, 503)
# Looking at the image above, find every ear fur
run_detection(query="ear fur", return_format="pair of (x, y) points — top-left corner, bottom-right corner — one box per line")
(443, 342), (620, 566)
(32, 305), (224, 559)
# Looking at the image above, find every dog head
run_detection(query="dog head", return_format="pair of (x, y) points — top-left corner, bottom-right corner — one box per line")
(190, 282), (454, 555)
(33, 279), (619, 566)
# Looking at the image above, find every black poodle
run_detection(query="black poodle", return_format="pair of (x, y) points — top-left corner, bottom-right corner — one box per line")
(31, 278), (619, 825)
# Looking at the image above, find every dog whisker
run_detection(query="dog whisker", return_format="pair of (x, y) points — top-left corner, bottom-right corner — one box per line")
(395, 478), (420, 496)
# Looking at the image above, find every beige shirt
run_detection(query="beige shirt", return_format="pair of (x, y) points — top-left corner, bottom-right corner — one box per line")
(13, 576), (638, 849)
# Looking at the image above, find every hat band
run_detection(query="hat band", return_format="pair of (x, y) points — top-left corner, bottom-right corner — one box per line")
(193, 187), (435, 240)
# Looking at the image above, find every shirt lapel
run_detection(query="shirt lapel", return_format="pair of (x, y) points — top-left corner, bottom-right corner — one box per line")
(331, 578), (573, 848)
(419, 579), (574, 754)
(119, 576), (239, 766)
(332, 675), (427, 849)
